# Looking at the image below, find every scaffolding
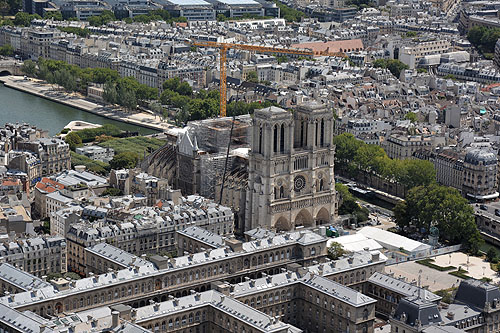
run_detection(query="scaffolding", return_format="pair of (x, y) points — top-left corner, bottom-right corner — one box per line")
(187, 115), (252, 154)
(199, 152), (236, 199)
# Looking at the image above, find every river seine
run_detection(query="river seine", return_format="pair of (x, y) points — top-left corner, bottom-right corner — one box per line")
(0, 84), (157, 136)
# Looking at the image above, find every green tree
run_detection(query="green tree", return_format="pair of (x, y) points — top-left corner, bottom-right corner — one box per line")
(372, 59), (409, 78)
(0, 1), (10, 17)
(57, 26), (90, 37)
(64, 131), (82, 151)
(103, 81), (118, 104)
(1, 19), (13, 26)
(335, 183), (369, 221)
(217, 13), (227, 21)
(273, 0), (306, 22)
(246, 71), (259, 83)
(276, 55), (288, 64)
(487, 248), (498, 263)
(163, 77), (180, 91)
(13, 12), (31, 26)
(64, 272), (82, 280)
(354, 144), (386, 175)
(467, 26), (486, 46)
(327, 242), (346, 260)
(88, 15), (103, 26)
(175, 107), (190, 126)
(405, 112), (417, 123)
(110, 151), (139, 169)
(44, 10), (62, 20)
(467, 26), (500, 54)
(333, 133), (363, 172)
(0, 43), (13, 56)
(101, 187), (122, 196)
(46, 272), (63, 281)
(119, 86), (137, 110)
(393, 184), (483, 250)
(400, 159), (435, 189)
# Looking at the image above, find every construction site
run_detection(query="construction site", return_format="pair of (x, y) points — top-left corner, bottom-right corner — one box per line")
(186, 115), (252, 154)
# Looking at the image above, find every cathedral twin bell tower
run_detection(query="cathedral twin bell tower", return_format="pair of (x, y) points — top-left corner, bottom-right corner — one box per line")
(245, 102), (337, 232)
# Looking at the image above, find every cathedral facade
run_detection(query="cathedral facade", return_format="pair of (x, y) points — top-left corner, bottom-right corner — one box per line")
(245, 102), (338, 232)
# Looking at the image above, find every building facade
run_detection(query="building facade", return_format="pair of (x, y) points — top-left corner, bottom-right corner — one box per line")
(245, 103), (337, 232)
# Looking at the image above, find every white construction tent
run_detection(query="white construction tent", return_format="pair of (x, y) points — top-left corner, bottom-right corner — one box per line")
(358, 226), (432, 258)
(327, 233), (383, 253)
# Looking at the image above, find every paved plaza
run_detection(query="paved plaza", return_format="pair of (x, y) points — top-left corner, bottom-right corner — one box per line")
(386, 252), (500, 292)
(385, 260), (463, 292)
(433, 251), (499, 283)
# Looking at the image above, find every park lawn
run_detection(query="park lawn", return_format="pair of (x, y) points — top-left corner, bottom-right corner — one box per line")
(98, 136), (165, 158)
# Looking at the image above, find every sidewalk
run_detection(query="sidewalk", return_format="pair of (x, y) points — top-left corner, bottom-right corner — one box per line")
(0, 76), (170, 132)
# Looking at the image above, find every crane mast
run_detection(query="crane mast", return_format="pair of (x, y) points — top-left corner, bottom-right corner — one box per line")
(191, 41), (345, 117)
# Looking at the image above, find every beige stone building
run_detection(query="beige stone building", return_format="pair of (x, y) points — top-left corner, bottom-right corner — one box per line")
(246, 103), (337, 232)
(384, 134), (433, 160)
(0, 236), (66, 278)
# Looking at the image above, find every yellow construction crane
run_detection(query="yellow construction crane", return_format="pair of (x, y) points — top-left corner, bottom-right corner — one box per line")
(190, 40), (345, 117)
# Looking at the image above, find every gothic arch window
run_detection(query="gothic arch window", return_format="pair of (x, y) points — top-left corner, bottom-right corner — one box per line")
(320, 119), (325, 147)
(315, 121), (318, 146)
(274, 125), (278, 153)
(259, 126), (263, 154)
(280, 124), (285, 152)
(300, 121), (305, 147)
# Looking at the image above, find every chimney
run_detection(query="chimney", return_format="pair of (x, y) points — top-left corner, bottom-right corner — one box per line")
(371, 252), (380, 262)
(112, 311), (119, 328)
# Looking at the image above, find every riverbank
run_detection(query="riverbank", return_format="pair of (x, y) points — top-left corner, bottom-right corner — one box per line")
(0, 76), (168, 132)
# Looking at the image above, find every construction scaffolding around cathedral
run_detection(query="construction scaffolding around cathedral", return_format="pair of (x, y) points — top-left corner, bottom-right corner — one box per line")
(199, 152), (235, 199)
(187, 116), (252, 154)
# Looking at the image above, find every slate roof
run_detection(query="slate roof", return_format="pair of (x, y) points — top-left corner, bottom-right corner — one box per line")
(455, 279), (500, 310)
(135, 290), (295, 332)
(0, 263), (50, 291)
(178, 226), (225, 248)
(368, 272), (441, 303)
(393, 296), (442, 327)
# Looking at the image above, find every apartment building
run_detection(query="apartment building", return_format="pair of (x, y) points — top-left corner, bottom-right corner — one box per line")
(384, 134), (433, 159)
(462, 148), (499, 200)
(413, 149), (464, 192)
(34, 177), (65, 218)
(17, 138), (71, 177)
(399, 40), (451, 69)
(0, 236), (66, 277)
(66, 200), (234, 275)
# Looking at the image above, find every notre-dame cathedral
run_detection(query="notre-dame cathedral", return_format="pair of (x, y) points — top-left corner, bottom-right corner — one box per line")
(245, 102), (338, 231)
(142, 102), (337, 233)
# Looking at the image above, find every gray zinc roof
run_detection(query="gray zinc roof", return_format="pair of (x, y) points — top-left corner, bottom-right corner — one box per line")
(0, 263), (51, 291)
(368, 272), (441, 303)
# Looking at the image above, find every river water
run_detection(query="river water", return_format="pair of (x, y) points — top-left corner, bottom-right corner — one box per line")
(0, 84), (157, 136)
